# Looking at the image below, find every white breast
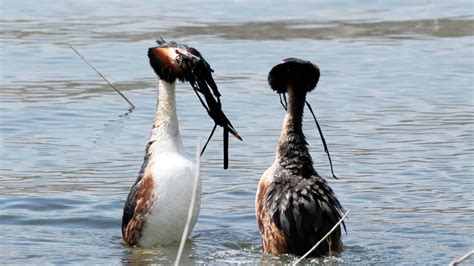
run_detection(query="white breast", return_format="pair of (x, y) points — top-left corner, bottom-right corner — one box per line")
(138, 152), (201, 247)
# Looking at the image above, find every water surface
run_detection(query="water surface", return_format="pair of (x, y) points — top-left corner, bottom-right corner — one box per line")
(1, 0), (473, 264)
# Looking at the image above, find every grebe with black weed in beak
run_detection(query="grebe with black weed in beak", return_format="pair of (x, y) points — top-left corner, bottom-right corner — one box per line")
(122, 39), (241, 247)
(256, 58), (345, 257)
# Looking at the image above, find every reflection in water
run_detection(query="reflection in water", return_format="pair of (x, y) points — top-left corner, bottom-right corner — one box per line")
(121, 241), (194, 265)
(92, 108), (133, 146)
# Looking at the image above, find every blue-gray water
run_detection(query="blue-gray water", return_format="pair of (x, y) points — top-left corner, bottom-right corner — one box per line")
(1, 0), (473, 264)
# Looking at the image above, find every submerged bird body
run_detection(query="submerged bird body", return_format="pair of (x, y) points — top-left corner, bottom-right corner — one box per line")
(122, 40), (239, 247)
(256, 58), (345, 256)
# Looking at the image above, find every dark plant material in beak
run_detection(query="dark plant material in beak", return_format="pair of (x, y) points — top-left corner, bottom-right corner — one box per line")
(148, 38), (242, 169)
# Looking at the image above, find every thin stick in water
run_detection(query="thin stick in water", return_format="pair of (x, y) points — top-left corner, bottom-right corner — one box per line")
(450, 249), (473, 266)
(174, 138), (201, 266)
(67, 43), (135, 110)
(292, 209), (351, 265)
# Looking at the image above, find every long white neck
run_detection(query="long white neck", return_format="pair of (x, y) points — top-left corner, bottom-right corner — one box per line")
(148, 80), (184, 154)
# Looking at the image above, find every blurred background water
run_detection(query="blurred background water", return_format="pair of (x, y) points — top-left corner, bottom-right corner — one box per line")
(1, 0), (473, 264)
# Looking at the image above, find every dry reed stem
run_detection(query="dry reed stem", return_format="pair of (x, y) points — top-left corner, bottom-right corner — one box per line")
(449, 249), (473, 266)
(292, 209), (351, 265)
(174, 138), (201, 266)
(67, 44), (135, 110)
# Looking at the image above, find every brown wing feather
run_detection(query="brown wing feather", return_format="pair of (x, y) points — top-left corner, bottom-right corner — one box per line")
(122, 174), (155, 245)
(257, 176), (288, 254)
(257, 167), (344, 256)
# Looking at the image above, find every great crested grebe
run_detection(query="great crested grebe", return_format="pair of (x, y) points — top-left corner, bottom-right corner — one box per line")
(122, 39), (241, 247)
(256, 58), (345, 257)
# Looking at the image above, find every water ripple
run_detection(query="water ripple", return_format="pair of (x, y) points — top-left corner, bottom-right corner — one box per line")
(1, 0), (473, 264)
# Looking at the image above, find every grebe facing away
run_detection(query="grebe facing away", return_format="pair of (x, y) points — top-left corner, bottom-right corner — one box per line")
(256, 58), (345, 257)
(122, 39), (240, 247)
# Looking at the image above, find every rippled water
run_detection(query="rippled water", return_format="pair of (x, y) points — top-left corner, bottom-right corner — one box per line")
(1, 0), (473, 264)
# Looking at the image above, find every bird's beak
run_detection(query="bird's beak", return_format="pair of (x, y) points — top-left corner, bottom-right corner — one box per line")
(175, 48), (200, 63)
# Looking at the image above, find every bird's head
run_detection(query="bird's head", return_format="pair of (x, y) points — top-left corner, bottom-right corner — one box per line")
(268, 58), (320, 94)
(147, 38), (241, 169)
(148, 38), (212, 84)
